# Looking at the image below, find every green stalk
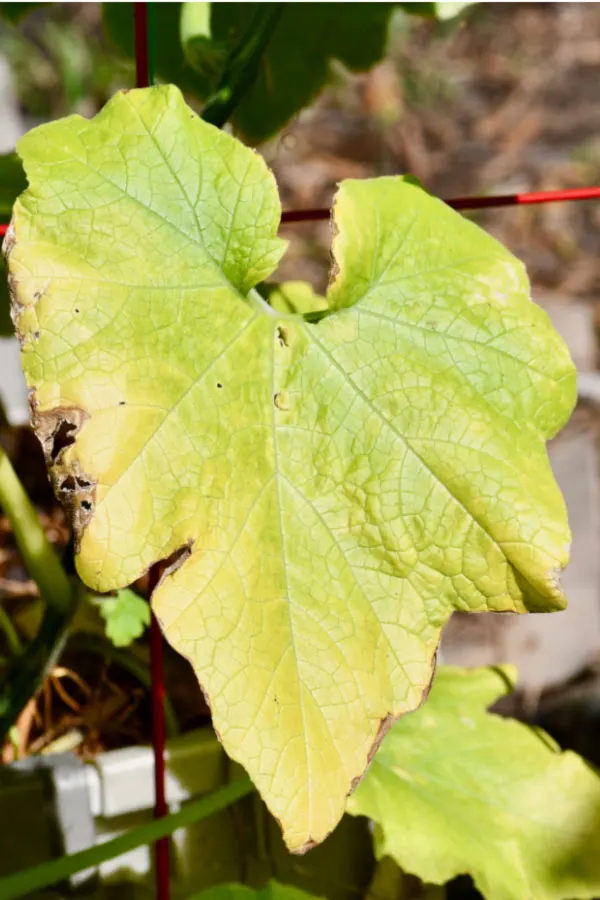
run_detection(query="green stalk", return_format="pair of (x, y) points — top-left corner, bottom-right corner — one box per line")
(0, 777), (254, 900)
(0, 604), (72, 741)
(0, 447), (73, 615)
(202, 3), (284, 129)
(0, 446), (76, 740)
(0, 603), (23, 656)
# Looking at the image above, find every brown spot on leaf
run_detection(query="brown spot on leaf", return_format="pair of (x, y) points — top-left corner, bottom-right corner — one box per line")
(1, 220), (15, 263)
(50, 420), (78, 462)
(326, 198), (341, 294)
(274, 391), (289, 410)
(294, 837), (319, 855)
(35, 406), (88, 465)
(2, 220), (27, 342)
(55, 464), (96, 549)
(3, 219), (49, 330)
(34, 406), (96, 549)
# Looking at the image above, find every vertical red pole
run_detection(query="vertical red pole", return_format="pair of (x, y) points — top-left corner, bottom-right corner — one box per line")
(134, 5), (170, 900)
(134, 3), (150, 91)
(149, 582), (170, 900)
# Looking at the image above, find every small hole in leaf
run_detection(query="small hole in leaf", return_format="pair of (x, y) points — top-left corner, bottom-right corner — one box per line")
(51, 421), (77, 461)
(217, 383), (223, 389)
(273, 392), (289, 410)
(76, 476), (92, 489)
(60, 475), (76, 492)
(119, 401), (126, 406)
(81, 500), (92, 511)
(276, 326), (289, 347)
(74, 308), (80, 314)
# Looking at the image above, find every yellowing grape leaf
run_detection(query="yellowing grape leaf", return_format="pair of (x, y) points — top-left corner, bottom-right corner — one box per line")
(4, 85), (574, 852)
(348, 666), (600, 900)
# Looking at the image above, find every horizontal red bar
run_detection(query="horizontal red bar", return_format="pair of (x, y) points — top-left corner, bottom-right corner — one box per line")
(2, 186), (600, 240)
(280, 185), (600, 223)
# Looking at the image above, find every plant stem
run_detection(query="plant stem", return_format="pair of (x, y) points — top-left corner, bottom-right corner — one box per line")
(0, 447), (73, 615)
(0, 605), (71, 742)
(0, 777), (254, 900)
(201, 3), (284, 129)
(0, 602), (23, 656)
(0, 446), (76, 741)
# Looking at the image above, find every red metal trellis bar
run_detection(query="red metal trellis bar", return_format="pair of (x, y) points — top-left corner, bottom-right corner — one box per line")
(3, 186), (600, 240)
(279, 184), (600, 223)
(134, 2), (150, 95)
(133, 4), (170, 900)
(148, 569), (170, 900)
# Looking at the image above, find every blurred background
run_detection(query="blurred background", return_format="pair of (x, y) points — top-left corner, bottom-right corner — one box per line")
(1, 2), (600, 891)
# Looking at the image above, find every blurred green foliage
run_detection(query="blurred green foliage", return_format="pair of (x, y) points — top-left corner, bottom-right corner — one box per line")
(104, 2), (475, 143)
(0, 2), (133, 119)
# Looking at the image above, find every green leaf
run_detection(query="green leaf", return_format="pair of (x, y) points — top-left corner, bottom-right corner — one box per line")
(195, 3), (396, 142)
(0, 154), (27, 220)
(93, 588), (150, 647)
(189, 882), (323, 900)
(348, 666), (600, 900)
(103, 2), (213, 97)
(181, 1), (227, 83)
(0, 3), (42, 23)
(366, 856), (444, 900)
(105, 3), (473, 143)
(0, 259), (14, 337)
(7, 85), (574, 852)
(0, 155), (26, 336)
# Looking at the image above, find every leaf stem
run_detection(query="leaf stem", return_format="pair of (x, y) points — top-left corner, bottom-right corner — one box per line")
(0, 777), (254, 900)
(201, 3), (284, 130)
